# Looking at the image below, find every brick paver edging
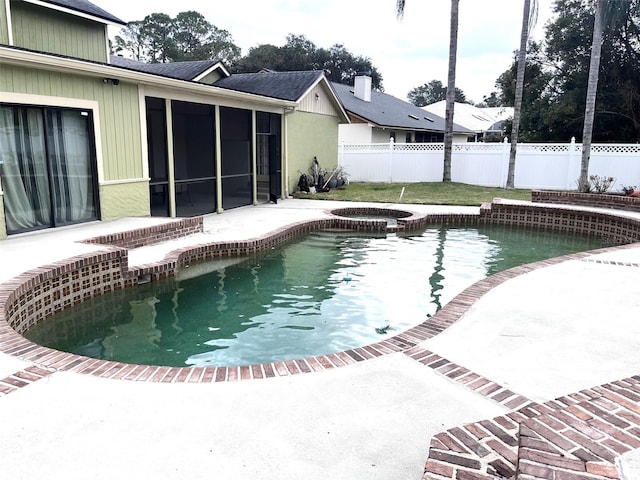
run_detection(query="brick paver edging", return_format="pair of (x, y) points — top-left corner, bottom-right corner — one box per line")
(420, 376), (640, 480)
(0, 203), (639, 389)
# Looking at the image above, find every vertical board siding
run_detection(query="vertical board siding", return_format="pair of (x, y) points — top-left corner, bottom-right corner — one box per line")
(0, 0), (8, 44)
(10, 1), (107, 62)
(0, 64), (143, 181)
(297, 83), (341, 116)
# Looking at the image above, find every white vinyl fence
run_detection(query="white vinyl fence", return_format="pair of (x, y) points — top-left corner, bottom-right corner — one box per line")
(339, 139), (640, 191)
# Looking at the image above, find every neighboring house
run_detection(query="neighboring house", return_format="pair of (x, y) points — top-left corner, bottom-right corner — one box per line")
(422, 101), (514, 142)
(333, 75), (471, 144)
(0, 0), (347, 239)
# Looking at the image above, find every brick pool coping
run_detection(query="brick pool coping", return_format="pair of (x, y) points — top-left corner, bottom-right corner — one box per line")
(1, 200), (639, 479)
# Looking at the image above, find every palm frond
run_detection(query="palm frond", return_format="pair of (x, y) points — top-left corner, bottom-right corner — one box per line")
(527, 0), (539, 37)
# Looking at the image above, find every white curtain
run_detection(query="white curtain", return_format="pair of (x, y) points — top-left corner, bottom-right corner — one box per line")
(47, 110), (95, 224)
(0, 106), (96, 233)
(0, 106), (51, 232)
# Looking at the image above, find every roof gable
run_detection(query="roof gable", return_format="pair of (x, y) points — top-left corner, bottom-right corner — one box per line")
(213, 71), (325, 102)
(332, 82), (470, 134)
(24, 0), (126, 25)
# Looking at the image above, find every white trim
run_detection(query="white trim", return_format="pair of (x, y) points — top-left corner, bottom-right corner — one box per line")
(0, 47), (296, 109)
(104, 24), (110, 64)
(21, 0), (126, 26)
(0, 91), (105, 183)
(192, 62), (230, 82)
(141, 85), (285, 114)
(5, 0), (13, 45)
(100, 178), (149, 186)
(138, 86), (149, 180)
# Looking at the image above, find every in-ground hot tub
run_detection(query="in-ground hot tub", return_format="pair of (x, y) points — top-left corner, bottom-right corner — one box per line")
(329, 207), (420, 232)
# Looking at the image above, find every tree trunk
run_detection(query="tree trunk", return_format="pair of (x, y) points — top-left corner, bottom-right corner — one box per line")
(443, 0), (459, 183)
(579, 0), (604, 191)
(507, 0), (533, 189)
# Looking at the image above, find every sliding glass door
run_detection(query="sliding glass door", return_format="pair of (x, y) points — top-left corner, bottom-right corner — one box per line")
(0, 104), (99, 234)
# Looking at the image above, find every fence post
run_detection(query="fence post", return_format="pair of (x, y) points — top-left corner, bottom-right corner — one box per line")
(388, 138), (394, 183)
(501, 137), (510, 187)
(567, 137), (577, 190)
(338, 140), (344, 168)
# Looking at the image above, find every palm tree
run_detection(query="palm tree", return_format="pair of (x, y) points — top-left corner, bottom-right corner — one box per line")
(578, 0), (637, 191)
(397, 0), (459, 182)
(506, 0), (538, 189)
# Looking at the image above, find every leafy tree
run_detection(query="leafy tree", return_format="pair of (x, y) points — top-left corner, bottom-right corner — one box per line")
(493, 0), (640, 144)
(477, 92), (502, 108)
(495, 43), (552, 141)
(407, 80), (467, 106)
(234, 35), (383, 89)
(141, 13), (174, 63)
(169, 11), (240, 65)
(112, 11), (241, 66)
(397, 0), (459, 182)
(578, 0), (639, 190)
(112, 20), (145, 60)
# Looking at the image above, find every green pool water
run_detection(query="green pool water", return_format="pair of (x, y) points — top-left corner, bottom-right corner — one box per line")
(25, 225), (612, 367)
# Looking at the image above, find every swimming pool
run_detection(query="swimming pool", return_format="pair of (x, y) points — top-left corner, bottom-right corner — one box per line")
(24, 224), (610, 367)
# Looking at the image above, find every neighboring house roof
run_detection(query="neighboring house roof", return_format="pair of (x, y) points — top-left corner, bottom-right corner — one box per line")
(27, 0), (126, 25)
(422, 101), (513, 134)
(213, 70), (325, 102)
(109, 56), (229, 82)
(331, 82), (470, 134)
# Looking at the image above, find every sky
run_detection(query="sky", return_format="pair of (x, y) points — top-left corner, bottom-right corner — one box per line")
(101, 0), (556, 104)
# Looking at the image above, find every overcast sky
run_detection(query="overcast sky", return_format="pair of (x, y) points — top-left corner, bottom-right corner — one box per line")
(102, 0), (556, 104)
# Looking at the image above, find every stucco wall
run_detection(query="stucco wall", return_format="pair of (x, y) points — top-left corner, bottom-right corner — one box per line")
(286, 111), (339, 194)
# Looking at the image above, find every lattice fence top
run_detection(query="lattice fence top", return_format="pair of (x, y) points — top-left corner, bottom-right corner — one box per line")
(590, 144), (640, 154)
(341, 142), (640, 155)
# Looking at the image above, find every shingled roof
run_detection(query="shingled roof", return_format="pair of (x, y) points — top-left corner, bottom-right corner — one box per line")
(34, 0), (125, 25)
(331, 82), (470, 134)
(110, 56), (226, 82)
(213, 71), (326, 102)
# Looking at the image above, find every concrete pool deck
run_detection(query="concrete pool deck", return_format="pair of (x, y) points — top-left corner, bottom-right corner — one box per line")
(0, 199), (639, 480)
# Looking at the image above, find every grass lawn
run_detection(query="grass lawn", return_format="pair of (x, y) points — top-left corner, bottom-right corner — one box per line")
(292, 182), (532, 206)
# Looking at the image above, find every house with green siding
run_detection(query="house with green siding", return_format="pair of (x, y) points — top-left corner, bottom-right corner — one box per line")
(0, 0), (348, 238)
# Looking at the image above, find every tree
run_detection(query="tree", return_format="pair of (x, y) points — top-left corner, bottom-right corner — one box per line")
(141, 13), (174, 63)
(407, 80), (467, 106)
(234, 35), (384, 90)
(494, 1), (639, 144)
(578, 0), (638, 191)
(397, 0), (459, 182)
(112, 20), (145, 60)
(494, 43), (551, 141)
(112, 11), (241, 66)
(506, 0), (538, 189)
(169, 11), (240, 65)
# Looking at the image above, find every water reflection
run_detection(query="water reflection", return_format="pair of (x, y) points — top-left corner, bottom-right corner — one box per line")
(25, 226), (611, 367)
